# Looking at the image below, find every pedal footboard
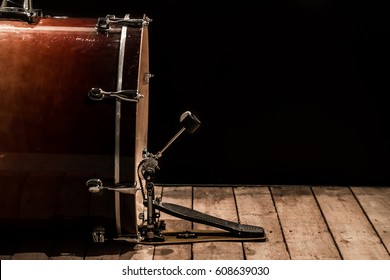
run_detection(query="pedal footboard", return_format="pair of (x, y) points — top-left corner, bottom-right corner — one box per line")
(153, 201), (265, 238)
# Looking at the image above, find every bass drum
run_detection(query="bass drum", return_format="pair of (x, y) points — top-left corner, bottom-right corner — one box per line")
(0, 10), (150, 240)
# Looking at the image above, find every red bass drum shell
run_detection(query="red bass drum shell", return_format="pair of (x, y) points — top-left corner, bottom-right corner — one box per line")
(0, 15), (150, 239)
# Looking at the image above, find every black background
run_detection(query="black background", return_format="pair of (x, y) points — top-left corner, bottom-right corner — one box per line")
(33, 0), (390, 186)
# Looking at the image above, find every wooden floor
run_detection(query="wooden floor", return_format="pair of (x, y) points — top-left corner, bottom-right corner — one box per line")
(1, 168), (389, 260)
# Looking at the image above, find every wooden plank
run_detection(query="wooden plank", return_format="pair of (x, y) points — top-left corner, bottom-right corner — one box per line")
(313, 186), (390, 259)
(272, 186), (340, 260)
(351, 187), (390, 253)
(234, 186), (290, 259)
(153, 186), (193, 260)
(119, 243), (155, 260)
(192, 187), (244, 260)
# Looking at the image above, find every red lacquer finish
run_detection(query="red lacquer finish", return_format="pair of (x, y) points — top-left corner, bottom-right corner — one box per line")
(0, 13), (150, 239)
(0, 16), (142, 155)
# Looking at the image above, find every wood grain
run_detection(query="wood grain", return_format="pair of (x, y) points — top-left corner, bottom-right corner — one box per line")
(2, 178), (389, 260)
(313, 186), (390, 260)
(192, 187), (244, 260)
(153, 186), (193, 260)
(272, 186), (340, 260)
(234, 186), (290, 259)
(351, 187), (390, 253)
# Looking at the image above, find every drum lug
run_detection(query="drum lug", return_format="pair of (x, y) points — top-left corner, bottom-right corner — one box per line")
(96, 14), (152, 34)
(0, 0), (42, 23)
(88, 87), (143, 102)
(86, 178), (140, 195)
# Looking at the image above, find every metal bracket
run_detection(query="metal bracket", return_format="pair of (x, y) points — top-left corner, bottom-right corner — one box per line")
(88, 87), (143, 102)
(86, 178), (139, 195)
(96, 14), (152, 34)
(91, 226), (106, 243)
(0, 0), (42, 23)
